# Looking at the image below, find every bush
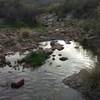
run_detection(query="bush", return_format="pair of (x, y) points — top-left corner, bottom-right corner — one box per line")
(22, 50), (48, 67)
(56, 0), (99, 18)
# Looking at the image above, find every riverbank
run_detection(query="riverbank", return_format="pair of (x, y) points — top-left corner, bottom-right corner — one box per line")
(63, 65), (100, 100)
(0, 26), (81, 56)
(0, 39), (90, 100)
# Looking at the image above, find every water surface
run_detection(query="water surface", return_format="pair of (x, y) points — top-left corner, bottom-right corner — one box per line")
(0, 40), (96, 100)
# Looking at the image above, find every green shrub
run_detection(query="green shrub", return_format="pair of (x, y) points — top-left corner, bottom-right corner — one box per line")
(22, 51), (48, 67)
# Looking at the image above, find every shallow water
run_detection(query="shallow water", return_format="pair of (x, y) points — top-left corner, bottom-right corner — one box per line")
(0, 40), (96, 100)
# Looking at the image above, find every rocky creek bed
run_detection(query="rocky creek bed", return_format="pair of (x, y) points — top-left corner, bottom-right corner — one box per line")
(0, 40), (96, 100)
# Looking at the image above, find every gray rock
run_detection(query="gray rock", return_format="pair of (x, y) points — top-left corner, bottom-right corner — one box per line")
(44, 48), (53, 55)
(75, 46), (79, 49)
(50, 40), (57, 47)
(65, 40), (71, 44)
(52, 55), (56, 57)
(50, 41), (64, 51)
(56, 65), (61, 67)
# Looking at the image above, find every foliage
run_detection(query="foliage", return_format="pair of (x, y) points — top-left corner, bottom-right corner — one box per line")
(56, 0), (99, 18)
(0, 0), (40, 27)
(22, 51), (48, 67)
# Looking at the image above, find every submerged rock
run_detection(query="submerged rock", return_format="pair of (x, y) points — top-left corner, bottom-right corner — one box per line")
(58, 54), (62, 56)
(11, 78), (24, 89)
(52, 58), (55, 60)
(56, 65), (61, 67)
(59, 57), (68, 61)
(0, 81), (9, 87)
(52, 55), (56, 57)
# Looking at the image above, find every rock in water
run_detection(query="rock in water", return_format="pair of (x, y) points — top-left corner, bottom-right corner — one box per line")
(65, 40), (71, 44)
(59, 57), (68, 61)
(52, 55), (56, 57)
(75, 46), (79, 49)
(50, 40), (57, 47)
(50, 41), (64, 51)
(11, 78), (24, 89)
(44, 48), (53, 55)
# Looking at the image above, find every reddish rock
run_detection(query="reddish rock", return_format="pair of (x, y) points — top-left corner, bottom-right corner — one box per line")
(11, 78), (24, 89)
